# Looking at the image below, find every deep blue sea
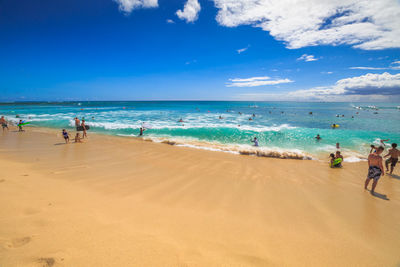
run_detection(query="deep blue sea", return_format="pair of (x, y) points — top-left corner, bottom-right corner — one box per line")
(1, 101), (399, 161)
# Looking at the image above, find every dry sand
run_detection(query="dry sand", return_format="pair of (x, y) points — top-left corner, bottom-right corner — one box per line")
(0, 127), (399, 266)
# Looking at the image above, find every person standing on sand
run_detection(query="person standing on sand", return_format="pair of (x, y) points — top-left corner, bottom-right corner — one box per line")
(365, 146), (385, 194)
(62, 129), (69, 144)
(384, 143), (399, 175)
(0, 116), (8, 131)
(81, 119), (87, 139)
(18, 120), (24, 132)
(74, 117), (80, 130)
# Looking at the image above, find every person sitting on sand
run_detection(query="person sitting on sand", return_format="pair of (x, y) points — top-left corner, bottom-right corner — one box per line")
(329, 153), (338, 168)
(0, 116), (8, 131)
(365, 146), (385, 194)
(75, 133), (83, 143)
(330, 151), (343, 168)
(315, 134), (321, 140)
(251, 137), (259, 147)
(81, 119), (87, 139)
(384, 143), (399, 175)
(62, 129), (69, 144)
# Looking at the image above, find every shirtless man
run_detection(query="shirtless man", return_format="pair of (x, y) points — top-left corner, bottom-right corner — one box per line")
(0, 116), (8, 131)
(365, 146), (385, 194)
(384, 143), (399, 175)
(74, 117), (80, 130)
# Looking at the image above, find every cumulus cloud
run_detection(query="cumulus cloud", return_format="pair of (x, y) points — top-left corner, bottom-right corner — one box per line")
(114, 0), (158, 13)
(227, 76), (293, 87)
(297, 54), (318, 62)
(213, 0), (400, 50)
(236, 73), (400, 101)
(176, 0), (201, 23)
(289, 72), (400, 100)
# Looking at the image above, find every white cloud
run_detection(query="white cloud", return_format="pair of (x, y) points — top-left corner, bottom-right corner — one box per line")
(213, 0), (400, 50)
(297, 54), (318, 62)
(227, 76), (293, 87)
(237, 45), (250, 54)
(321, 71), (333, 74)
(350, 67), (387, 70)
(290, 72), (400, 100)
(235, 72), (400, 101)
(114, 0), (158, 13)
(350, 61), (400, 70)
(390, 61), (400, 70)
(166, 19), (175, 24)
(176, 0), (201, 23)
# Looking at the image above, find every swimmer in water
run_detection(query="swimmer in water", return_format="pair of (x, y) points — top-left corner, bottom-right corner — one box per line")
(251, 137), (259, 147)
(315, 134), (321, 141)
(178, 118), (184, 123)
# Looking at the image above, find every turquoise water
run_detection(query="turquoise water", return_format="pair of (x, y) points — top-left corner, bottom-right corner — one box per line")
(1, 101), (399, 160)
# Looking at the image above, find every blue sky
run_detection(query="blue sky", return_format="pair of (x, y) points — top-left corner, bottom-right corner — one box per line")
(1, 0), (400, 101)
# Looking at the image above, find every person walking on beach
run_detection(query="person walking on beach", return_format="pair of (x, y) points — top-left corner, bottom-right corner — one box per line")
(0, 116), (8, 131)
(365, 146), (385, 194)
(384, 143), (399, 175)
(62, 129), (70, 144)
(18, 120), (24, 132)
(81, 119), (87, 139)
(74, 117), (80, 130)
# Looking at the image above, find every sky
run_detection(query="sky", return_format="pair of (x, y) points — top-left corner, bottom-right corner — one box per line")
(0, 0), (400, 102)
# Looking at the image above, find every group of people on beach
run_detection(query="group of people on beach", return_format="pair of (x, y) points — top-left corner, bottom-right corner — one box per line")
(60, 117), (88, 144)
(0, 116), (26, 132)
(365, 143), (399, 194)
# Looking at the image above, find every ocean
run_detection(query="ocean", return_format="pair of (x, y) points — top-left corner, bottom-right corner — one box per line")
(1, 101), (399, 161)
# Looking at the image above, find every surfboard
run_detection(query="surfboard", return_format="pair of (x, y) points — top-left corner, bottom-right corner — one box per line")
(76, 125), (90, 131)
(17, 122), (30, 126)
(331, 124), (340, 128)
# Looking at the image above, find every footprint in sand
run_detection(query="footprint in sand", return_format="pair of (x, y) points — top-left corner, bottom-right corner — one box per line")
(0, 179), (5, 183)
(37, 257), (55, 267)
(23, 207), (42, 216)
(11, 236), (31, 248)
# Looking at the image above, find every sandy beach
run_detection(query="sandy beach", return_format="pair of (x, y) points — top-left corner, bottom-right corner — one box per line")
(1, 126), (400, 267)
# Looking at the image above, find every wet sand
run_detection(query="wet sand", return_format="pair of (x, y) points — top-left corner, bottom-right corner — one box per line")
(0, 127), (400, 266)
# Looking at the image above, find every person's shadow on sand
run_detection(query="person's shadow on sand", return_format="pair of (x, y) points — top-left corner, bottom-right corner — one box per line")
(371, 191), (390, 201)
(389, 174), (400, 180)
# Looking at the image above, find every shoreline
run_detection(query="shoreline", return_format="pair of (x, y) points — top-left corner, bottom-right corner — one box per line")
(1, 125), (400, 266)
(5, 124), (369, 161)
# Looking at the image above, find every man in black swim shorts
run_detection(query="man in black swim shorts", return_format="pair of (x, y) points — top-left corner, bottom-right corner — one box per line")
(384, 143), (400, 175)
(365, 146), (385, 194)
